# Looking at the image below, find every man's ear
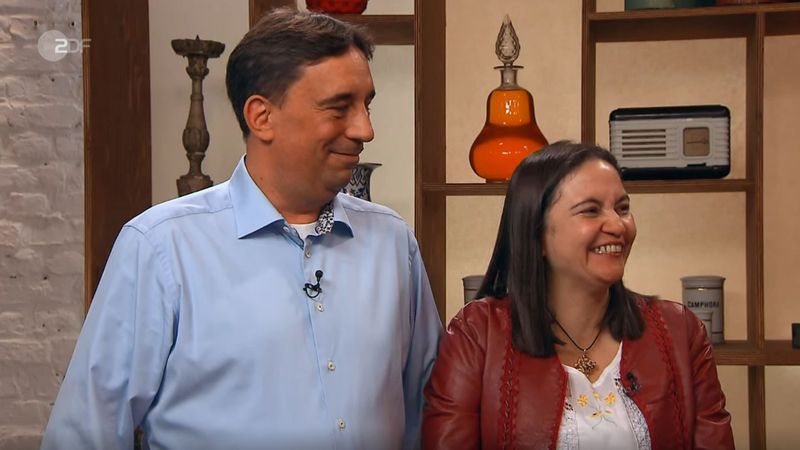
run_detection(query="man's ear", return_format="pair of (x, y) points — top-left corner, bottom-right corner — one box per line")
(243, 94), (275, 142)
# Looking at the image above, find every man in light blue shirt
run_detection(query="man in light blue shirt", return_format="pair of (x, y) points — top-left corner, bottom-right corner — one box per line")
(42, 8), (441, 450)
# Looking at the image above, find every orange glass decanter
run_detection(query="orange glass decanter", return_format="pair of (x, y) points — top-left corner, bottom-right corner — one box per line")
(469, 15), (548, 183)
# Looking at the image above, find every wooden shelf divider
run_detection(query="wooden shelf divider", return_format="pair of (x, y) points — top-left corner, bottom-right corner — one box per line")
(713, 340), (761, 365)
(713, 340), (800, 366)
(422, 183), (508, 196)
(331, 14), (414, 45)
(624, 178), (752, 194)
(422, 178), (752, 196)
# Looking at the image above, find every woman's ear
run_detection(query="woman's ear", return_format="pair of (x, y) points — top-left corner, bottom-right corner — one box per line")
(243, 94), (275, 142)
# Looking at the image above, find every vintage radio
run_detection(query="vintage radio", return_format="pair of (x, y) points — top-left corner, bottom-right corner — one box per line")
(609, 105), (730, 180)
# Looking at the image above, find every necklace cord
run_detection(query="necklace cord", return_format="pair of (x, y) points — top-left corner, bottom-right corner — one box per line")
(553, 319), (602, 353)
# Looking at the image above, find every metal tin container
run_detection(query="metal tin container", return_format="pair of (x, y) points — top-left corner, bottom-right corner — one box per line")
(681, 275), (725, 344)
(462, 275), (483, 304)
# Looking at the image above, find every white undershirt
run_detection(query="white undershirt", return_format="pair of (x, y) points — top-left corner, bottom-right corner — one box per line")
(289, 222), (317, 241)
(556, 343), (650, 450)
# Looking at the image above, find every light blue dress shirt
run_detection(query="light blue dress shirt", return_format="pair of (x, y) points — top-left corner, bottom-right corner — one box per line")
(42, 157), (442, 450)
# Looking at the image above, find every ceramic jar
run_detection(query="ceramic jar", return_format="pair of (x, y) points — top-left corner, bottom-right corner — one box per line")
(341, 162), (380, 201)
(681, 275), (725, 344)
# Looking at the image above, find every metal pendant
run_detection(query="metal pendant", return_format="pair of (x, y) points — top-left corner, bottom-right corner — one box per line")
(575, 352), (597, 376)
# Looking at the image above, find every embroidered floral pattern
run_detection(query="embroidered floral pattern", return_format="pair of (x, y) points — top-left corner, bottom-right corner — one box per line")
(578, 389), (616, 429)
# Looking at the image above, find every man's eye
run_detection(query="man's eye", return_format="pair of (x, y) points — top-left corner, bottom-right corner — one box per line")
(580, 207), (599, 216)
(617, 204), (631, 215)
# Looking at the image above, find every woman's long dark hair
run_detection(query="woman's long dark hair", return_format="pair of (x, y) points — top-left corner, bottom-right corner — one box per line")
(476, 141), (645, 357)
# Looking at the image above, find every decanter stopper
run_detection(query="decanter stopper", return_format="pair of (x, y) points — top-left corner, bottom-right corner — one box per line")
(495, 14), (520, 67)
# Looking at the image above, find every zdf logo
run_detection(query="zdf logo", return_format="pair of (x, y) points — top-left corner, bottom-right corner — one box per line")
(37, 30), (90, 62)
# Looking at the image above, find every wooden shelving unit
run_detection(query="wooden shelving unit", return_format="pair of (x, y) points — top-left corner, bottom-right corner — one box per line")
(582, 1), (800, 448)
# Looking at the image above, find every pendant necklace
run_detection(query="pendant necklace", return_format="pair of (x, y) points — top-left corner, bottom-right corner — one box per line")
(553, 319), (602, 376)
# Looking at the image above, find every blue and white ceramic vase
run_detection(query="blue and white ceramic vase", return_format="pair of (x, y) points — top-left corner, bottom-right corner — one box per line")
(341, 162), (381, 201)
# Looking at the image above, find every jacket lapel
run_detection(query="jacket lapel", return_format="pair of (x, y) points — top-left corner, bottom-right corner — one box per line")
(513, 353), (567, 450)
(621, 300), (686, 450)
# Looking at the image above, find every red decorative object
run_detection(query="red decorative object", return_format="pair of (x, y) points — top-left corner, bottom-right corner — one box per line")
(306, 0), (369, 14)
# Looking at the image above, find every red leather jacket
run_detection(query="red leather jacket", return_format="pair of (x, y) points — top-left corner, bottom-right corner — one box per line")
(423, 297), (733, 450)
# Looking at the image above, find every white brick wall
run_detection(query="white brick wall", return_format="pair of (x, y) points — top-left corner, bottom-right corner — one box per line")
(0, 0), (84, 448)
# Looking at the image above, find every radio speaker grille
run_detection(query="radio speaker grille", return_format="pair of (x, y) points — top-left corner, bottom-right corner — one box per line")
(619, 128), (667, 158)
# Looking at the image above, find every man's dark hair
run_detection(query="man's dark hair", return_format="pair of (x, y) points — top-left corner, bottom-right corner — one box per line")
(225, 7), (375, 137)
(477, 140), (645, 357)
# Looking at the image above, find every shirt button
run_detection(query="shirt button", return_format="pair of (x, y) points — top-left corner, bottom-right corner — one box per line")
(304, 250), (311, 258)
(337, 418), (346, 430)
(327, 360), (336, 371)
(316, 303), (325, 313)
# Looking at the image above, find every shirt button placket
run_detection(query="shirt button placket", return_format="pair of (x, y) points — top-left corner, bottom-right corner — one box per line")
(304, 241), (311, 259)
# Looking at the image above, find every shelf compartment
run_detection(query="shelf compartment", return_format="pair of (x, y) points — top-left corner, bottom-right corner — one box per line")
(249, 1), (414, 45)
(591, 2), (800, 21)
(588, 10), (753, 42)
(331, 14), (414, 45)
(587, 3), (800, 42)
(423, 179), (751, 196)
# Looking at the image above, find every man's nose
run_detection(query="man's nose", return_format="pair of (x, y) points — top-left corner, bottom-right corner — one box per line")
(347, 105), (374, 143)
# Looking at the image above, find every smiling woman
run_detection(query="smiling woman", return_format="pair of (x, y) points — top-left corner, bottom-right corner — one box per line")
(422, 141), (734, 450)
(542, 157), (636, 296)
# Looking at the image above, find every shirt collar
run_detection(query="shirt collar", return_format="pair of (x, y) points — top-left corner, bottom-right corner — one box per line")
(329, 195), (354, 237)
(229, 156), (354, 239)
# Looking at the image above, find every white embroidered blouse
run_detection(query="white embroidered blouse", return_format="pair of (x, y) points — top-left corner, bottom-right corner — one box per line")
(556, 343), (651, 450)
